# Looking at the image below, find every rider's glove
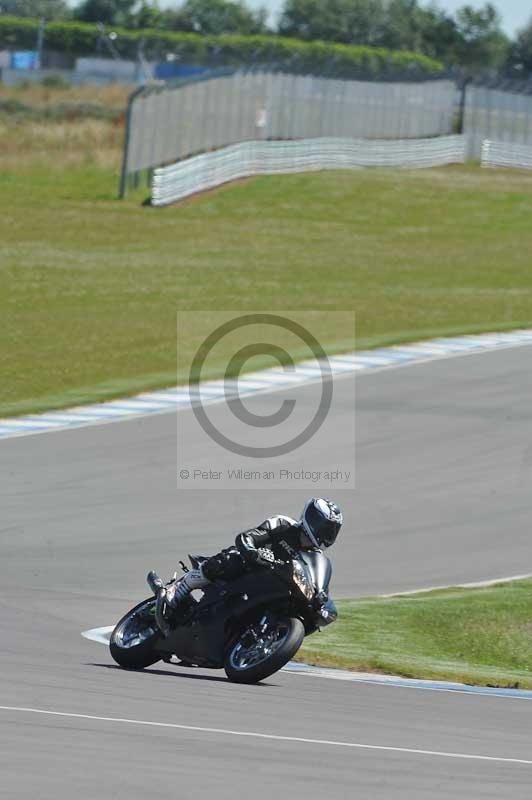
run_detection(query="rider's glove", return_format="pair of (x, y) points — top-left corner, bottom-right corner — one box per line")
(256, 547), (275, 566)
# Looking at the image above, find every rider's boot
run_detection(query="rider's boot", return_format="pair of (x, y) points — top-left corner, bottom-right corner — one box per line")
(166, 567), (210, 608)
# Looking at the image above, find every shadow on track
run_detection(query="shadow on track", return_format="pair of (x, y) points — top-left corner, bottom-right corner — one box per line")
(88, 663), (272, 686)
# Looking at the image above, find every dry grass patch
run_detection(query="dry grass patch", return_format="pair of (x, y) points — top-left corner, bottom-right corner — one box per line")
(0, 117), (123, 169)
(0, 81), (130, 110)
(0, 81), (127, 168)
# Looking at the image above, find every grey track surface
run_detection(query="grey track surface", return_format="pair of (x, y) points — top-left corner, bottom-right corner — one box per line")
(2, 346), (532, 798)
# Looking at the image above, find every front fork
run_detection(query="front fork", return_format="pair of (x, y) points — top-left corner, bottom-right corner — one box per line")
(240, 614), (274, 648)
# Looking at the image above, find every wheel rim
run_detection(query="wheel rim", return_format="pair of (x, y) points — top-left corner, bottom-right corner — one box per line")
(229, 620), (291, 671)
(114, 600), (158, 649)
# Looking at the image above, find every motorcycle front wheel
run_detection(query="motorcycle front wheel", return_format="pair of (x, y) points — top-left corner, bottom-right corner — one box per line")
(110, 598), (161, 669)
(224, 616), (305, 684)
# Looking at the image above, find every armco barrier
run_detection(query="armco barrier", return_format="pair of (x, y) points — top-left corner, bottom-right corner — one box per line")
(481, 139), (532, 171)
(151, 135), (466, 206)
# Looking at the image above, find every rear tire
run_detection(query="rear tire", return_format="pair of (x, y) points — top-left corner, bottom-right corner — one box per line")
(224, 616), (305, 684)
(110, 598), (161, 669)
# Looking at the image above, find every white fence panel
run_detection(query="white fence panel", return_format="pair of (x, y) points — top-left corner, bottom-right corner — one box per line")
(152, 135), (466, 206)
(481, 140), (532, 170)
(465, 86), (532, 159)
(126, 74), (457, 176)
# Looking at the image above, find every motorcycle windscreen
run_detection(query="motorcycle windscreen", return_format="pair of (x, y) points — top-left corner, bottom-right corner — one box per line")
(299, 551), (332, 593)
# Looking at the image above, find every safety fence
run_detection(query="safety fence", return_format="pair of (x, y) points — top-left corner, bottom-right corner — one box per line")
(121, 74), (532, 198)
(465, 85), (532, 159)
(151, 135), (466, 206)
(121, 71), (457, 195)
(481, 139), (532, 171)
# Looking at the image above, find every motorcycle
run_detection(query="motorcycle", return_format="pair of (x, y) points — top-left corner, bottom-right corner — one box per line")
(109, 550), (338, 684)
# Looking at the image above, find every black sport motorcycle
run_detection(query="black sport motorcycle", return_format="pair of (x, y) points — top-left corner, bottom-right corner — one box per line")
(109, 551), (337, 684)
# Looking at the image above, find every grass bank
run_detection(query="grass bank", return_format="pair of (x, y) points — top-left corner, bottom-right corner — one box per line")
(0, 82), (126, 171)
(298, 579), (532, 689)
(2, 108), (532, 416)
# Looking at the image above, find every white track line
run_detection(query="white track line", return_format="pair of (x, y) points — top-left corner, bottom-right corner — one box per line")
(0, 706), (531, 766)
(379, 572), (532, 598)
(81, 626), (113, 644)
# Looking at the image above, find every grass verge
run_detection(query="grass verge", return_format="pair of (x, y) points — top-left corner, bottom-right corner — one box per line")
(297, 579), (532, 689)
(2, 117), (532, 416)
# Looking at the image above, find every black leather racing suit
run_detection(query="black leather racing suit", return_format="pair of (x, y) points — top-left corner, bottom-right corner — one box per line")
(201, 515), (315, 582)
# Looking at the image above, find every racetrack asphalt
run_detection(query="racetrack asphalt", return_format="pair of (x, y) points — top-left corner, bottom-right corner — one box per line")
(2, 345), (532, 798)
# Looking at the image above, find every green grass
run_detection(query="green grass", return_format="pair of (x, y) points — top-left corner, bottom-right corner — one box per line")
(298, 579), (532, 689)
(2, 162), (532, 417)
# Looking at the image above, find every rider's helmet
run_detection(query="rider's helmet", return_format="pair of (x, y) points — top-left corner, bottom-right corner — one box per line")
(299, 498), (343, 549)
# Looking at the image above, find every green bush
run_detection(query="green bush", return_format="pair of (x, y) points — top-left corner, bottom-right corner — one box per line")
(41, 74), (70, 89)
(0, 96), (123, 122)
(0, 15), (444, 79)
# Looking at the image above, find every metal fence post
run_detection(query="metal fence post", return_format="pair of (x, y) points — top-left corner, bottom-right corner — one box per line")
(36, 18), (45, 70)
(119, 85), (145, 200)
(457, 76), (473, 134)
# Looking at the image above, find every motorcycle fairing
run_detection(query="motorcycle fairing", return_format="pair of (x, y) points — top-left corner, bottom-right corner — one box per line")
(154, 568), (293, 668)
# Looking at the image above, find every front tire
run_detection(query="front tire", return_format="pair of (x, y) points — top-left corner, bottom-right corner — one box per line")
(110, 598), (161, 669)
(224, 616), (305, 684)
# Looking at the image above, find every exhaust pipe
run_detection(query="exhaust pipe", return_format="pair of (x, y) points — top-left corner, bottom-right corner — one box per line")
(146, 571), (170, 637)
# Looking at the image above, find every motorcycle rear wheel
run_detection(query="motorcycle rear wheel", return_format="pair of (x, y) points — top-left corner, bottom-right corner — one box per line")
(224, 616), (305, 684)
(110, 598), (161, 669)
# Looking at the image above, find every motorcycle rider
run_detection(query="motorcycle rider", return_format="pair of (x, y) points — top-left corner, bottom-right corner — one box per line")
(166, 497), (343, 608)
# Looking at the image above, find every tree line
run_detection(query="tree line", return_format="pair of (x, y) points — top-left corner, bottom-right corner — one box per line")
(1, 0), (531, 76)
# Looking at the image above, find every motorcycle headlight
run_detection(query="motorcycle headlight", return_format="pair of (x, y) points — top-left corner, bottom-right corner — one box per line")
(292, 560), (314, 601)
